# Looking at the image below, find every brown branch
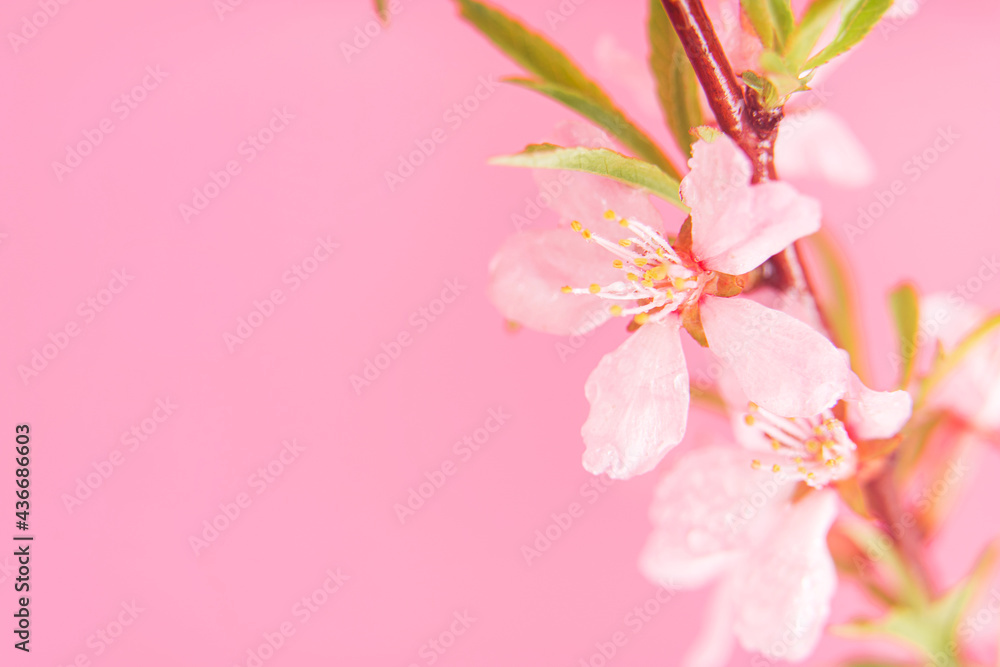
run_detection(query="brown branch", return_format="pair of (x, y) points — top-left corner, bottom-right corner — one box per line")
(659, 0), (781, 182)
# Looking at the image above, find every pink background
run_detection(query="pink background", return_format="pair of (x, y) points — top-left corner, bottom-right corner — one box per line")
(2, 0), (999, 665)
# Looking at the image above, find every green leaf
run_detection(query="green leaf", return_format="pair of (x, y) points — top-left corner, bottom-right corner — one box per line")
(741, 0), (796, 50)
(455, 0), (681, 179)
(741, 71), (780, 108)
(837, 544), (998, 661)
(506, 78), (680, 179)
(796, 228), (873, 384)
(784, 0), (844, 70)
(741, 0), (776, 49)
(888, 283), (920, 388)
(373, 0), (390, 25)
(490, 143), (685, 210)
(455, 0), (611, 104)
(648, 0), (703, 158)
(803, 0), (893, 71)
(768, 0), (796, 47)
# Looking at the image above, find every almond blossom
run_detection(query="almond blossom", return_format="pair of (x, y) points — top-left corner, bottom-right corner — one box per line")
(489, 126), (864, 478)
(919, 293), (1000, 433)
(713, 287), (914, 486)
(639, 359), (911, 665)
(640, 446), (839, 666)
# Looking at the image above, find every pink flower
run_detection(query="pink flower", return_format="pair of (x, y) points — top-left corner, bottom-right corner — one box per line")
(640, 446), (839, 666)
(721, 368), (912, 488)
(490, 125), (850, 478)
(919, 293), (1000, 433)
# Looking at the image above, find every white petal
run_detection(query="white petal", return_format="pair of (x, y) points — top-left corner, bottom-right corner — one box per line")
(639, 446), (795, 588)
(700, 296), (850, 417)
(582, 318), (689, 479)
(731, 490), (839, 662)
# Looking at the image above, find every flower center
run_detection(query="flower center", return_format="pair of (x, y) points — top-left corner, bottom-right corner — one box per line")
(560, 210), (709, 325)
(742, 402), (857, 488)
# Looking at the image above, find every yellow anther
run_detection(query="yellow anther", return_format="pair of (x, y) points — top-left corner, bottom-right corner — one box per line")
(770, 439), (781, 451)
(619, 218), (630, 227)
(571, 221), (582, 232)
(626, 273), (639, 281)
(797, 466), (807, 474)
(672, 277), (687, 289)
(806, 440), (820, 453)
(634, 312), (649, 325)
(648, 265), (668, 281)
(635, 257), (648, 267)
(794, 457), (803, 464)
(807, 472), (815, 480)
(561, 286), (573, 293)
(619, 239), (632, 247)
(641, 279), (654, 288)
(582, 230), (592, 240)
(748, 402), (759, 411)
(604, 210), (616, 220)
(813, 425), (824, 435)
(772, 464), (781, 473)
(609, 305), (623, 317)
(656, 247), (665, 257)
(665, 289), (675, 300)
(612, 259), (624, 269)
(589, 284), (601, 294)
(751, 460), (761, 470)
(744, 414), (756, 426)
(825, 459), (836, 467)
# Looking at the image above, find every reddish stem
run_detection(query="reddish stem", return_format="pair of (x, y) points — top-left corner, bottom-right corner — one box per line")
(658, 0), (781, 182)
(660, 0), (936, 595)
